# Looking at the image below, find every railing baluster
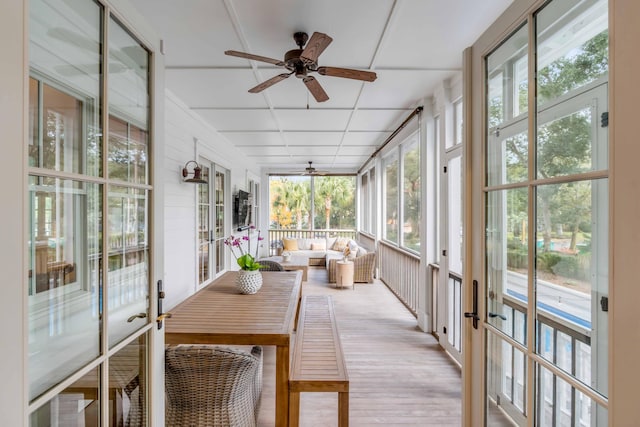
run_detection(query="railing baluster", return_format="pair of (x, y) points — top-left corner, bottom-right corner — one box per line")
(377, 241), (420, 315)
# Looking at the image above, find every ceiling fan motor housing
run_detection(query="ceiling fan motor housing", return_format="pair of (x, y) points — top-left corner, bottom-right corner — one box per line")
(293, 31), (309, 48)
(284, 49), (312, 77)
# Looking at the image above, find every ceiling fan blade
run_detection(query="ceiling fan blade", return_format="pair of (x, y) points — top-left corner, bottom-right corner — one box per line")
(317, 66), (377, 82)
(225, 50), (285, 66)
(300, 32), (333, 65)
(248, 73), (291, 93)
(303, 76), (329, 102)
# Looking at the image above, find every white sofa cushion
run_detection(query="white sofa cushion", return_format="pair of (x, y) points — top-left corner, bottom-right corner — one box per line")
(299, 250), (327, 259)
(310, 241), (326, 251)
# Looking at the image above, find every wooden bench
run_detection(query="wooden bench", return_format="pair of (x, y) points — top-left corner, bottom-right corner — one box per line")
(289, 295), (349, 426)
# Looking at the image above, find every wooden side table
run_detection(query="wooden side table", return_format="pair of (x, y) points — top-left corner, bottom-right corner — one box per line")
(336, 260), (355, 290)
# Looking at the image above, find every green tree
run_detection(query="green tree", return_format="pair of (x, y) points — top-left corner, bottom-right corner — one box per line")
(385, 159), (399, 242)
(314, 176), (355, 229)
(549, 181), (591, 251)
(510, 30), (608, 251)
(403, 144), (420, 249)
(287, 180), (310, 229)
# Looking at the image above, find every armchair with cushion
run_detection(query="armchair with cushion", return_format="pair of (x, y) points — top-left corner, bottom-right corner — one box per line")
(328, 252), (376, 284)
(258, 260), (284, 271)
(165, 345), (263, 427)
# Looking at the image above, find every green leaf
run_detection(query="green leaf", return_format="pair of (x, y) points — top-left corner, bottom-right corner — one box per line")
(237, 254), (263, 271)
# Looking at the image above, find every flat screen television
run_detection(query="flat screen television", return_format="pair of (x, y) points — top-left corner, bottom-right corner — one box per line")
(233, 190), (251, 228)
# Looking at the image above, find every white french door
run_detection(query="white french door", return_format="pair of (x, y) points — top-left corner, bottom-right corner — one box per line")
(439, 147), (464, 363)
(197, 160), (228, 289)
(465, 0), (610, 425)
(26, 0), (164, 425)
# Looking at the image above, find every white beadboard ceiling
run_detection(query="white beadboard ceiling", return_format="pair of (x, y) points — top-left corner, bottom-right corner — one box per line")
(130, 0), (512, 174)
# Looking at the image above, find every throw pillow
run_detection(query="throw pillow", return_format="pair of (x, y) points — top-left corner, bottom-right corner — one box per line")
(343, 246), (356, 261)
(310, 242), (326, 251)
(283, 238), (299, 251)
(332, 237), (349, 251)
(356, 246), (368, 257)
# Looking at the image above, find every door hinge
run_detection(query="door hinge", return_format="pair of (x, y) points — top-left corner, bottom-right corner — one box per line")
(601, 112), (609, 127)
(443, 326), (447, 334)
(600, 296), (609, 312)
(442, 249), (447, 257)
(443, 166), (447, 173)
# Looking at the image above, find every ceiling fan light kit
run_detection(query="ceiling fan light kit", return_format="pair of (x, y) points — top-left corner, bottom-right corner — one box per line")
(225, 31), (377, 102)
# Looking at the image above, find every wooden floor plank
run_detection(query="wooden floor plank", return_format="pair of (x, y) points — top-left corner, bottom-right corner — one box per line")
(257, 267), (462, 426)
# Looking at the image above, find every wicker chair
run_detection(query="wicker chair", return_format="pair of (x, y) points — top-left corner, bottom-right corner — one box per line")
(328, 252), (377, 283)
(165, 345), (263, 427)
(258, 260), (284, 271)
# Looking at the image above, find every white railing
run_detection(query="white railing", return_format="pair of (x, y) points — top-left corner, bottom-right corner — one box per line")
(378, 241), (421, 315)
(268, 229), (357, 255)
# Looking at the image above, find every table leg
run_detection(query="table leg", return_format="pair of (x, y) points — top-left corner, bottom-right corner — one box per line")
(275, 344), (290, 427)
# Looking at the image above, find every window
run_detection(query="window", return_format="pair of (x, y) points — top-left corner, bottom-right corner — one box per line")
(369, 168), (376, 234)
(454, 100), (464, 146)
(269, 175), (355, 231)
(360, 172), (369, 232)
(402, 136), (420, 251)
(383, 153), (399, 243)
(270, 176), (311, 229)
(382, 131), (422, 252)
(359, 167), (377, 235)
(314, 176), (356, 230)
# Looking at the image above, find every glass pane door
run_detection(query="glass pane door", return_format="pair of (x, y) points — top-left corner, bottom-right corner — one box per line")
(28, 1), (154, 424)
(440, 150), (463, 362)
(214, 169), (226, 274)
(198, 165), (212, 285)
(480, 1), (609, 425)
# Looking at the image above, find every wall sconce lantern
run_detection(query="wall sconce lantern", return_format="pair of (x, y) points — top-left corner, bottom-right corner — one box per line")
(181, 160), (208, 184)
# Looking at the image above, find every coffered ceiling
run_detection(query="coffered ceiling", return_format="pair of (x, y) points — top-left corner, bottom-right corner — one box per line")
(130, 0), (513, 174)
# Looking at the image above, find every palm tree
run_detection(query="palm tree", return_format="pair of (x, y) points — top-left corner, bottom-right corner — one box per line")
(287, 180), (310, 229)
(315, 177), (354, 230)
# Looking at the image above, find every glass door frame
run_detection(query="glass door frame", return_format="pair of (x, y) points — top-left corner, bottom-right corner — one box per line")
(464, 0), (613, 425)
(24, 1), (166, 425)
(439, 143), (464, 363)
(196, 158), (229, 291)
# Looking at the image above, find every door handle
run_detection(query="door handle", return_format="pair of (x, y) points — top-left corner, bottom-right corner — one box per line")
(127, 312), (147, 322)
(464, 280), (479, 329)
(156, 312), (173, 323)
(157, 279), (171, 329)
(488, 312), (507, 321)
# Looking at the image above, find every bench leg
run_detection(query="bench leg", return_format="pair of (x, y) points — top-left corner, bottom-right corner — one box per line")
(338, 391), (349, 427)
(289, 390), (300, 427)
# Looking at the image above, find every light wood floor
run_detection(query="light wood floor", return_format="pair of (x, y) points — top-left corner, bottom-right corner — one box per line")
(257, 267), (462, 426)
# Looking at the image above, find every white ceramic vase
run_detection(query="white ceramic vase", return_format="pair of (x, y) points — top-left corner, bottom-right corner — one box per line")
(236, 269), (263, 294)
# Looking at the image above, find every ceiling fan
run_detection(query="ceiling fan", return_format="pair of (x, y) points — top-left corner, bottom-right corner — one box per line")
(288, 161), (330, 176)
(225, 31), (377, 102)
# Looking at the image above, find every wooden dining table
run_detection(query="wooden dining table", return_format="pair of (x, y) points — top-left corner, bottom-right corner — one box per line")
(164, 270), (303, 427)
